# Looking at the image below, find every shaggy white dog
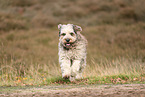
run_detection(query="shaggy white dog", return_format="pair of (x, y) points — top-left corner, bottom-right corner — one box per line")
(58, 24), (87, 81)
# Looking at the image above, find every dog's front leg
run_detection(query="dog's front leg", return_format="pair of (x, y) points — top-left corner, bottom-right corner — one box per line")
(60, 59), (71, 79)
(70, 60), (82, 81)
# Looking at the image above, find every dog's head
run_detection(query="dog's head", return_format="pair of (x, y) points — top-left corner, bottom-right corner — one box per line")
(58, 24), (82, 49)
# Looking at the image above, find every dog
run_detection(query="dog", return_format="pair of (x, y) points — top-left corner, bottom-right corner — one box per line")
(58, 24), (87, 81)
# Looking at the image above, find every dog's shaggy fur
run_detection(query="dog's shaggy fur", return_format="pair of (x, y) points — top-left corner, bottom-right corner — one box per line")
(58, 24), (87, 81)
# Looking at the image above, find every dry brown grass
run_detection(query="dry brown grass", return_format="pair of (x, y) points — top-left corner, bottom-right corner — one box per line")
(0, 0), (145, 86)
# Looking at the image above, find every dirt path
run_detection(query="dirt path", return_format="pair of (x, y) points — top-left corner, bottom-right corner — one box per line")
(0, 84), (145, 97)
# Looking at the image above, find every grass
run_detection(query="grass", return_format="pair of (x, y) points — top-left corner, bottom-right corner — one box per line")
(0, 0), (145, 86)
(0, 57), (144, 86)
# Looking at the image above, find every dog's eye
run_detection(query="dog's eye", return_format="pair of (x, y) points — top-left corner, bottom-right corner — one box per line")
(61, 33), (66, 36)
(70, 32), (74, 36)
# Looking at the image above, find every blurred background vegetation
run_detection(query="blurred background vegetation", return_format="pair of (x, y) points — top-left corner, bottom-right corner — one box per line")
(0, 0), (145, 86)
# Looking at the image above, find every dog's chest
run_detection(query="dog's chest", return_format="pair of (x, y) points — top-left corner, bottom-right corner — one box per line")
(65, 48), (80, 59)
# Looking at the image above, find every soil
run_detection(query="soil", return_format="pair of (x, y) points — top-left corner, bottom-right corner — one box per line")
(0, 84), (145, 97)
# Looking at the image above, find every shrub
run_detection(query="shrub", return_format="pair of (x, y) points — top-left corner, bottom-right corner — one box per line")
(10, 0), (35, 7)
(32, 14), (58, 28)
(119, 7), (137, 21)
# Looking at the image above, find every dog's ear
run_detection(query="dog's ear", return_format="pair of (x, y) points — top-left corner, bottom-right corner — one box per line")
(58, 24), (62, 30)
(73, 25), (82, 32)
(58, 24), (62, 37)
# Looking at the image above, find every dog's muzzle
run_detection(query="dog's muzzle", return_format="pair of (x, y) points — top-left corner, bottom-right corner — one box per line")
(63, 42), (76, 49)
(63, 38), (72, 48)
(62, 38), (76, 49)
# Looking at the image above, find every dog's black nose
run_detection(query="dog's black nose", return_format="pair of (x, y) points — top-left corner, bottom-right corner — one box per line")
(66, 38), (70, 42)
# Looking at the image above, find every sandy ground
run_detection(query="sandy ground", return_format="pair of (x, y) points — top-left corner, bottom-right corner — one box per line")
(0, 84), (145, 97)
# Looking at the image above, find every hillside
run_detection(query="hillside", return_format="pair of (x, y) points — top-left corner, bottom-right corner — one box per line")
(0, 0), (145, 86)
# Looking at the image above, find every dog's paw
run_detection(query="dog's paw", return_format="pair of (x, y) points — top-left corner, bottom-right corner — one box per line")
(69, 76), (75, 82)
(75, 73), (83, 79)
(63, 75), (70, 79)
